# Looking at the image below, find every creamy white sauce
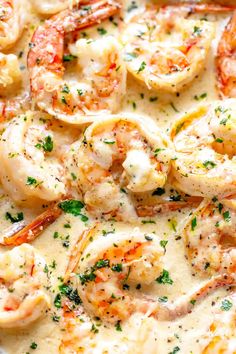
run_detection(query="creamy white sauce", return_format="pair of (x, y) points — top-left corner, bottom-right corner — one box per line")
(0, 1), (233, 353)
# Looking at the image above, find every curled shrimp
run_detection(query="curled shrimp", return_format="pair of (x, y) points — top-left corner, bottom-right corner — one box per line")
(31, 0), (71, 15)
(217, 11), (236, 98)
(201, 293), (236, 353)
(64, 114), (171, 220)
(27, 0), (126, 124)
(0, 111), (71, 203)
(171, 99), (236, 199)
(0, 243), (50, 328)
(121, 4), (215, 93)
(183, 198), (236, 277)
(63, 225), (235, 326)
(0, 0), (25, 50)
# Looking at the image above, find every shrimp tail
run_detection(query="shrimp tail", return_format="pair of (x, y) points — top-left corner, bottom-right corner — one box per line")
(152, 273), (235, 321)
(0, 203), (62, 246)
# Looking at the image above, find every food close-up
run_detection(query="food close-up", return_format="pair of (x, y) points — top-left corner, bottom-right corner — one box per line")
(0, 0), (235, 353)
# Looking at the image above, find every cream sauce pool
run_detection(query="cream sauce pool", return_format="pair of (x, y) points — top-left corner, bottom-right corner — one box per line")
(0, 1), (233, 353)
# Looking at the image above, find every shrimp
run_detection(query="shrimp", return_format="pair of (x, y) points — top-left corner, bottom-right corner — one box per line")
(0, 243), (50, 328)
(64, 114), (171, 220)
(27, 0), (126, 124)
(0, 92), (31, 122)
(201, 293), (236, 353)
(63, 225), (235, 326)
(0, 202), (62, 246)
(121, 4), (215, 93)
(216, 11), (236, 98)
(0, 53), (21, 94)
(171, 99), (236, 199)
(0, 111), (67, 203)
(60, 309), (159, 354)
(0, 0), (24, 50)
(183, 198), (236, 277)
(31, 0), (71, 15)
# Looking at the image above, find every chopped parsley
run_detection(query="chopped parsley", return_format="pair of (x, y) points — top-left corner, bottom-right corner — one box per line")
(63, 54), (77, 62)
(156, 269), (173, 285)
(35, 135), (53, 152)
(58, 284), (82, 305)
(220, 299), (233, 311)
(137, 61), (146, 74)
(203, 160), (216, 169)
(223, 210), (231, 222)
(191, 217), (197, 231)
(97, 27), (107, 35)
(194, 92), (207, 101)
(58, 200), (88, 222)
(5, 211), (24, 223)
(30, 342), (37, 350)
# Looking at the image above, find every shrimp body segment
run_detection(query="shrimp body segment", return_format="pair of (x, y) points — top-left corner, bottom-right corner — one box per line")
(0, 111), (66, 203)
(27, 0), (125, 124)
(217, 11), (236, 98)
(0, 0), (24, 50)
(0, 244), (50, 328)
(121, 7), (214, 92)
(171, 99), (236, 198)
(65, 114), (171, 218)
(183, 198), (236, 277)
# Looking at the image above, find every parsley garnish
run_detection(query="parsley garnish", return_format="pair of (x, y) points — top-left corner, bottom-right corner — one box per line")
(156, 269), (173, 285)
(5, 211), (24, 223)
(221, 299), (233, 311)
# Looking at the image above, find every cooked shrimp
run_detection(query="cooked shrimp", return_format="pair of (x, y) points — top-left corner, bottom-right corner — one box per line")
(171, 99), (236, 199)
(0, 243), (50, 328)
(0, 111), (67, 203)
(0, 0), (25, 50)
(0, 92), (30, 122)
(183, 198), (236, 277)
(31, 0), (70, 15)
(0, 202), (62, 246)
(60, 309), (159, 354)
(64, 225), (235, 325)
(27, 0), (125, 124)
(64, 114), (171, 219)
(217, 11), (236, 98)
(121, 4), (215, 93)
(201, 293), (236, 353)
(0, 53), (21, 93)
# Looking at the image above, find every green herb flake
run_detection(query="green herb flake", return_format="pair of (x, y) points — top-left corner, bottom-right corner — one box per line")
(5, 211), (24, 223)
(115, 321), (122, 331)
(191, 217), (197, 231)
(30, 342), (37, 350)
(111, 263), (123, 272)
(158, 296), (168, 303)
(156, 269), (173, 285)
(137, 61), (146, 74)
(220, 299), (233, 311)
(223, 210), (231, 222)
(203, 160), (217, 169)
